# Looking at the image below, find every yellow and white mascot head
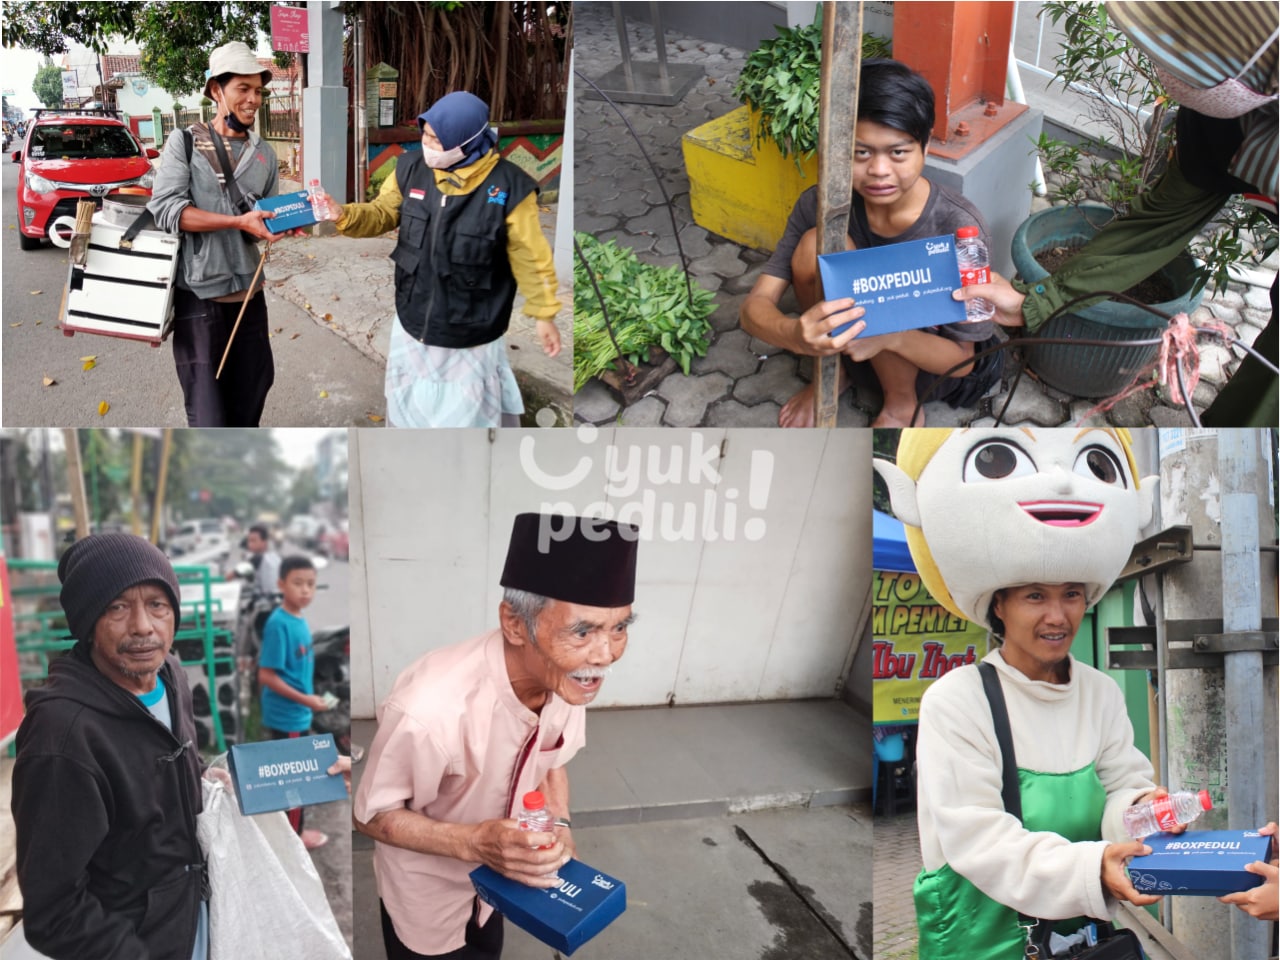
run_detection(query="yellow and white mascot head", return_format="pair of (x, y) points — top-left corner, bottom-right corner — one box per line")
(873, 428), (1154, 629)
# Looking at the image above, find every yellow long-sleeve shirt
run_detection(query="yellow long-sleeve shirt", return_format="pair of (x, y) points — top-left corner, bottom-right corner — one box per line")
(337, 151), (561, 319)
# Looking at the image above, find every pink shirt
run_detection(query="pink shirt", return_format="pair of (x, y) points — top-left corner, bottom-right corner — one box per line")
(353, 630), (586, 955)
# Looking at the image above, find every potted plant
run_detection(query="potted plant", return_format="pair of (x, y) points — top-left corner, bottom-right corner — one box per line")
(1017, 1), (1274, 398)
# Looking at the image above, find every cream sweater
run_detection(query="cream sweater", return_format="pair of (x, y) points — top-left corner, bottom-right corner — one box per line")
(915, 650), (1156, 921)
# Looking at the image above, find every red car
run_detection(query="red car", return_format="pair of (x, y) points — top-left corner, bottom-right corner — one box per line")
(12, 109), (158, 251)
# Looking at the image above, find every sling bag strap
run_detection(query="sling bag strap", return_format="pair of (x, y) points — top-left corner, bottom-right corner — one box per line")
(208, 125), (250, 213)
(978, 661), (1055, 959)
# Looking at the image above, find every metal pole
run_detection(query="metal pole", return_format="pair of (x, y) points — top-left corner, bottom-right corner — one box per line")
(814, 1), (864, 427)
(613, 2), (635, 86)
(649, 3), (670, 83)
(354, 15), (367, 203)
(130, 434), (144, 536)
(1218, 429), (1268, 960)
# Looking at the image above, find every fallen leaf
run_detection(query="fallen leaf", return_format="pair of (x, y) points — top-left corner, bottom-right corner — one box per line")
(306, 253), (316, 259)
(80, 355), (97, 362)
(82, 358), (97, 371)
(323, 313), (332, 321)
(273, 327), (284, 334)
(29, 289), (42, 295)
(290, 332), (301, 340)
(318, 390), (328, 399)
(303, 302), (311, 310)
(331, 294), (340, 301)
(10, 321), (22, 327)
(42, 376), (56, 387)
(97, 401), (109, 416)
(366, 413), (384, 423)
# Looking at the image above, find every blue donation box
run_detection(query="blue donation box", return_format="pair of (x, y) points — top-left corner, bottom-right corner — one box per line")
(227, 732), (348, 815)
(471, 858), (626, 955)
(1128, 830), (1272, 896)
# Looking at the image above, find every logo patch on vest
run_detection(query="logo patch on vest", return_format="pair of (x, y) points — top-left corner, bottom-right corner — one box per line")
(408, 188), (426, 201)
(486, 185), (508, 206)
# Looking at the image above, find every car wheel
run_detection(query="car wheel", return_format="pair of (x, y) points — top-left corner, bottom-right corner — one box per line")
(18, 227), (40, 250)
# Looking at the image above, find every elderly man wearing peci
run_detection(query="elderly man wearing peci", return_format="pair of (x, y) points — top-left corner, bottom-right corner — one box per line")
(354, 513), (639, 960)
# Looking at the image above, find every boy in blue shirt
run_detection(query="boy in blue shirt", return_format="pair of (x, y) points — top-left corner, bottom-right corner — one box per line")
(258, 554), (331, 849)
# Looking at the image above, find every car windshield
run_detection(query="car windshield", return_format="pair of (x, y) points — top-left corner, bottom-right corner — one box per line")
(28, 124), (139, 161)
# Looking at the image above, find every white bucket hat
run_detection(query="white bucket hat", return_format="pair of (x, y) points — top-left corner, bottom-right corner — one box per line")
(203, 41), (272, 98)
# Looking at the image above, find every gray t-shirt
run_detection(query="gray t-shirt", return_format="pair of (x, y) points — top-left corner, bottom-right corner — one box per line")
(762, 181), (996, 344)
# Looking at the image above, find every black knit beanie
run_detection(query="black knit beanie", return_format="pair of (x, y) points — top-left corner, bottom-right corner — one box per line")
(58, 533), (182, 641)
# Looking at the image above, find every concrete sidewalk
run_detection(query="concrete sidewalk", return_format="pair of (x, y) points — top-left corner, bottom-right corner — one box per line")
(351, 699), (871, 959)
(572, 1), (1277, 429)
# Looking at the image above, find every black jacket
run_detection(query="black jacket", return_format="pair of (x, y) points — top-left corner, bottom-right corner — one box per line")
(391, 152), (538, 348)
(13, 642), (205, 960)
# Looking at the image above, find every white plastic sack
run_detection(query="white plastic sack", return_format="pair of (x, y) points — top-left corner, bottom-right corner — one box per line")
(197, 778), (351, 960)
(0, 922), (53, 960)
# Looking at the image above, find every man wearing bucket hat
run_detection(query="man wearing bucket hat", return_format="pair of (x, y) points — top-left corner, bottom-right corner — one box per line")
(354, 514), (639, 959)
(12, 534), (211, 959)
(148, 40), (281, 428)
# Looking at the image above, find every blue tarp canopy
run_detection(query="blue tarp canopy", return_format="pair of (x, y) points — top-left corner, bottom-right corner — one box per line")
(873, 510), (915, 573)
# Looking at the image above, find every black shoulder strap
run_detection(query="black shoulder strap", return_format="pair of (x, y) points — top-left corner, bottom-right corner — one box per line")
(979, 661), (1021, 820)
(184, 127), (193, 165)
(978, 661), (1052, 959)
(208, 127), (249, 213)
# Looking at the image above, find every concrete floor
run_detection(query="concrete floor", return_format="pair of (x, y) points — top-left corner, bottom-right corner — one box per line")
(351, 699), (872, 959)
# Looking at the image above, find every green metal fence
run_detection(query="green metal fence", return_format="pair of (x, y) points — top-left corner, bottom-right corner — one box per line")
(9, 558), (238, 753)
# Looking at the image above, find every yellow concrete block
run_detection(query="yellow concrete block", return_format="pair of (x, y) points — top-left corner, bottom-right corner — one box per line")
(682, 105), (818, 253)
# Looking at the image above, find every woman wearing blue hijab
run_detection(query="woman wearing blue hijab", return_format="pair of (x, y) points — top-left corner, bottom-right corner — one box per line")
(323, 91), (561, 427)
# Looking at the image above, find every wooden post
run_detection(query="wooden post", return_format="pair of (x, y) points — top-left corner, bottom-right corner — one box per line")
(814, 1), (864, 428)
(149, 429), (172, 546)
(130, 433), (144, 537)
(61, 429), (90, 541)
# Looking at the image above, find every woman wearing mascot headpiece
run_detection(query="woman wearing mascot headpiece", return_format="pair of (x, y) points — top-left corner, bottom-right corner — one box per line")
(875, 428), (1181, 960)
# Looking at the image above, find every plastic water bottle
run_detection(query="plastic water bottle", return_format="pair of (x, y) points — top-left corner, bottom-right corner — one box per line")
(1122, 789), (1212, 838)
(517, 790), (553, 840)
(955, 226), (996, 321)
(518, 790), (557, 874)
(307, 178), (330, 221)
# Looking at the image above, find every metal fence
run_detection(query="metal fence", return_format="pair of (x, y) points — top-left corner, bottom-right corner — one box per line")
(260, 95), (301, 140)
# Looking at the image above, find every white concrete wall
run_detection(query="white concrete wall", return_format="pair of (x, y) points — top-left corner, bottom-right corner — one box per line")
(350, 428), (872, 718)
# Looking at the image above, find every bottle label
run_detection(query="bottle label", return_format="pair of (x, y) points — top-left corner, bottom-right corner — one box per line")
(960, 266), (989, 288)
(1152, 795), (1178, 831)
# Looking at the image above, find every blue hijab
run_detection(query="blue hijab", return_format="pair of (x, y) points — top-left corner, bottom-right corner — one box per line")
(418, 91), (499, 169)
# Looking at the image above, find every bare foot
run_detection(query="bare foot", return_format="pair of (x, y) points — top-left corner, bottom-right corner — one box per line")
(871, 397), (925, 427)
(778, 369), (851, 428)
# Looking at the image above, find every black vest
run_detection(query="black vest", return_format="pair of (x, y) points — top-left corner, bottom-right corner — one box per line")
(390, 153), (538, 348)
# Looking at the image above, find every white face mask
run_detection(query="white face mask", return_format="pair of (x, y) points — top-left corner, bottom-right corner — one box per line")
(422, 144), (466, 169)
(420, 120), (491, 170)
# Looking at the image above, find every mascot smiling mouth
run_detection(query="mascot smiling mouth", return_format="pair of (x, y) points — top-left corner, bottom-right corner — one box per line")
(1019, 500), (1103, 527)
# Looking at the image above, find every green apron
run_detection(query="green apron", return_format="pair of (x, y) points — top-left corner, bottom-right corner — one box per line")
(914, 763), (1107, 960)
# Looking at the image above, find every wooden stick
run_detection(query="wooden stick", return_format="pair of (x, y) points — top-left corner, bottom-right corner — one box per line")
(814, 0), (864, 428)
(215, 246), (269, 380)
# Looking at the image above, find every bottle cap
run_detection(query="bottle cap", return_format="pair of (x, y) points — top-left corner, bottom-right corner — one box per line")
(522, 790), (546, 811)
(956, 226), (979, 238)
(1197, 789), (1212, 810)
(308, 178), (321, 187)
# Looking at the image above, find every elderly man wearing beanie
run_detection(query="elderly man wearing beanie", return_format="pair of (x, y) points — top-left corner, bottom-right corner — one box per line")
(147, 40), (280, 428)
(12, 534), (211, 960)
(354, 514), (639, 960)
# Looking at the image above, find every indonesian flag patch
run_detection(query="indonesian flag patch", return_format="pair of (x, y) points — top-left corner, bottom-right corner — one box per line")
(408, 188), (426, 201)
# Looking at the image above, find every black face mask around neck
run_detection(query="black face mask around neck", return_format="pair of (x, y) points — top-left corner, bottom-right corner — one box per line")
(224, 110), (252, 134)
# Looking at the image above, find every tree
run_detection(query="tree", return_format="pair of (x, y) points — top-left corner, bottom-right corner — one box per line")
(32, 61), (63, 107)
(2, 1), (292, 98)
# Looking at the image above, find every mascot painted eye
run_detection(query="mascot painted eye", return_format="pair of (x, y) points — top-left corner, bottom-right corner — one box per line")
(1073, 445), (1126, 487)
(963, 440), (1036, 483)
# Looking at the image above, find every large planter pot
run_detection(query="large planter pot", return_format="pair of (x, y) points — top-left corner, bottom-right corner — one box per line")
(1011, 204), (1204, 398)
